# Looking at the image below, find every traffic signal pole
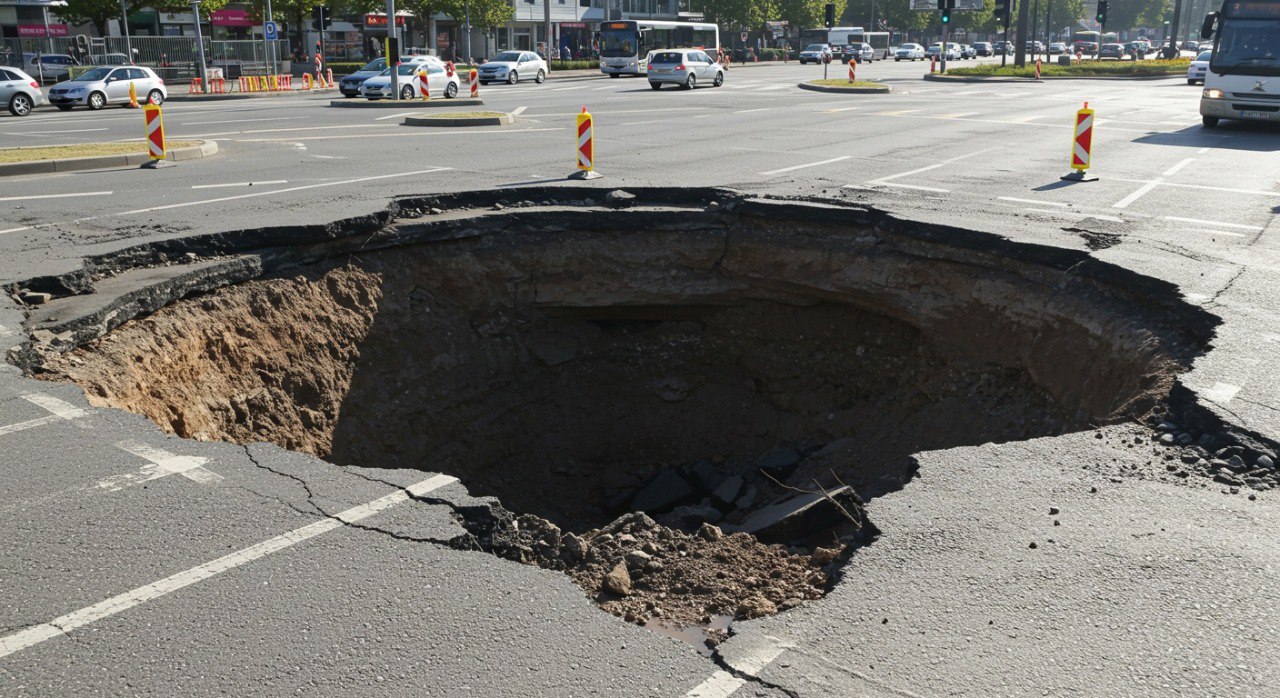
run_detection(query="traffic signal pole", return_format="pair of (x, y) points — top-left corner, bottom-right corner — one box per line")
(1002, 0), (1012, 66)
(1014, 0), (1031, 67)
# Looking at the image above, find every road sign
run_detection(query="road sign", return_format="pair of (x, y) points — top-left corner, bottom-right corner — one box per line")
(263, 21), (278, 41)
(911, 0), (983, 9)
(740, 32), (748, 42)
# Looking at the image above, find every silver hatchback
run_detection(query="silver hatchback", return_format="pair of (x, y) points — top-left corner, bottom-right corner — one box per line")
(0, 65), (45, 116)
(48, 65), (166, 110)
(646, 49), (724, 90)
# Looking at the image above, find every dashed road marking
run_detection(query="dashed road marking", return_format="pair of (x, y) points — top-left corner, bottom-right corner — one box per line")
(98, 441), (224, 491)
(0, 394), (86, 437)
(1113, 178), (1164, 209)
(191, 180), (287, 189)
(1191, 228), (1248, 238)
(1164, 216), (1263, 231)
(1204, 382), (1241, 404)
(999, 196), (1067, 207)
(1161, 158), (1196, 177)
(0, 191), (112, 203)
(0, 474), (459, 659)
(512, 106), (528, 116)
(685, 641), (789, 697)
(734, 108), (770, 114)
(759, 155), (851, 176)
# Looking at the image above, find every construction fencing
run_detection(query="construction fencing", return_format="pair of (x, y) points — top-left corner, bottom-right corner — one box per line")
(1, 36), (294, 81)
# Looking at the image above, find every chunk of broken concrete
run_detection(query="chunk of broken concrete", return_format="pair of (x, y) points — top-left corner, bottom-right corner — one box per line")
(712, 475), (744, 507)
(657, 504), (723, 530)
(759, 447), (801, 478)
(603, 561), (632, 596)
(723, 486), (867, 544)
(630, 469), (697, 515)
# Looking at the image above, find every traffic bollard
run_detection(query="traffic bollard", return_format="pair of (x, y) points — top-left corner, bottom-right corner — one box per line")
(141, 104), (172, 169)
(419, 70), (430, 101)
(469, 68), (479, 98)
(1035, 59), (1042, 80)
(1061, 101), (1098, 182)
(930, 55), (937, 74)
(127, 81), (140, 108)
(568, 107), (602, 180)
(848, 59), (856, 83)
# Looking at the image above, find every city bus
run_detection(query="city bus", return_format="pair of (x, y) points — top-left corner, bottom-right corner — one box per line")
(598, 20), (720, 76)
(864, 31), (891, 59)
(800, 26), (866, 47)
(1200, 0), (1280, 127)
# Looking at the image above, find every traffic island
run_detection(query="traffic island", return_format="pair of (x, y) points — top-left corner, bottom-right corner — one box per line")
(19, 188), (1227, 652)
(798, 79), (891, 94)
(403, 111), (513, 127)
(0, 139), (217, 176)
(933, 58), (1191, 80)
(329, 98), (484, 108)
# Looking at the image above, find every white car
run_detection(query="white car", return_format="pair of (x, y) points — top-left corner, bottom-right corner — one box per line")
(360, 62), (460, 100)
(895, 43), (925, 61)
(477, 51), (548, 85)
(1187, 50), (1211, 85)
(799, 43), (832, 64)
(47, 65), (165, 110)
(0, 65), (45, 116)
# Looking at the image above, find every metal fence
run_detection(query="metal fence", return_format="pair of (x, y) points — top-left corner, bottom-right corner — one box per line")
(1, 36), (293, 81)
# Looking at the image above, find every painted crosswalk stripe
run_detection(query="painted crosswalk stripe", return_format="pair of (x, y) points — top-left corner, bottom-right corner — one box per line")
(0, 394), (86, 437)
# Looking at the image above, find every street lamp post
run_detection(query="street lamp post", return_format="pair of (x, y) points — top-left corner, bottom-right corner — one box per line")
(191, 0), (208, 93)
(120, 0), (133, 61)
(464, 0), (472, 64)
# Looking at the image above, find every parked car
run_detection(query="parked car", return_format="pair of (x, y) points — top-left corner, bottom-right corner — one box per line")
(894, 43), (925, 61)
(0, 65), (44, 116)
(1024, 40), (1045, 52)
(960, 44), (977, 59)
(647, 48), (723, 90)
(21, 53), (76, 83)
(477, 50), (547, 85)
(972, 41), (994, 56)
(47, 66), (165, 110)
(993, 40), (1014, 55)
(1187, 50), (1212, 84)
(798, 43), (832, 64)
(1198, 41), (1214, 51)
(1048, 42), (1066, 54)
(88, 53), (131, 66)
(845, 43), (874, 63)
(360, 62), (459, 100)
(926, 43), (961, 60)
(1073, 40), (1099, 54)
(1099, 43), (1126, 59)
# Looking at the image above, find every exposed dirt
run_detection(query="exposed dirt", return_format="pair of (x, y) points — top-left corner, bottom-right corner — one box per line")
(35, 200), (1210, 638)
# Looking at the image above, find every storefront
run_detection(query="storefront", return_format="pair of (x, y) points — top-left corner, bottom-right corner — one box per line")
(558, 21), (591, 59)
(210, 8), (255, 40)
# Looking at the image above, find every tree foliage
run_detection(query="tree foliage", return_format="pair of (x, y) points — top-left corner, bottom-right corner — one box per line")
(704, 0), (779, 31)
(56, 0), (132, 36)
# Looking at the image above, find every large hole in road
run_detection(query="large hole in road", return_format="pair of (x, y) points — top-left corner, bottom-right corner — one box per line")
(27, 190), (1214, 652)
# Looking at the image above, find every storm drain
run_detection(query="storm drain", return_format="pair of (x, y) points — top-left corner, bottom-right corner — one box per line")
(21, 189), (1215, 651)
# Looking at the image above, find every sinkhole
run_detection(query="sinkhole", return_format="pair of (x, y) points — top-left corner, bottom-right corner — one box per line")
(23, 189), (1215, 649)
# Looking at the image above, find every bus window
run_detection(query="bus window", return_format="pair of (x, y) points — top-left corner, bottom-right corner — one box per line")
(601, 27), (636, 57)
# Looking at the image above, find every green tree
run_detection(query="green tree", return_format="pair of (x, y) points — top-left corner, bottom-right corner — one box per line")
(703, 0), (778, 34)
(778, 0), (846, 29)
(56, 0), (136, 37)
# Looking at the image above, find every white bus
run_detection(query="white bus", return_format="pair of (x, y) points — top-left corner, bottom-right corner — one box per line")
(800, 26), (866, 47)
(1200, 0), (1280, 127)
(864, 31), (891, 59)
(598, 20), (720, 76)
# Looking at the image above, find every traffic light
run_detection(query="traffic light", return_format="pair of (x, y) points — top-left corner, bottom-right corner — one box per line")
(994, 0), (1009, 21)
(311, 6), (331, 30)
(941, 8), (951, 23)
(1096, 0), (1108, 25)
(824, 3), (835, 27)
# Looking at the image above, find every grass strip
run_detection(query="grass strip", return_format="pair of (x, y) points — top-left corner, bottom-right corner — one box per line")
(946, 59), (1190, 78)
(806, 79), (889, 88)
(0, 140), (199, 164)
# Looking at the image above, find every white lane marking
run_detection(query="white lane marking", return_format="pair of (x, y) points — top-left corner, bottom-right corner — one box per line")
(0, 474), (459, 659)
(0, 394), (87, 437)
(1161, 158), (1196, 177)
(1006, 114), (1048, 122)
(0, 191), (112, 203)
(1000, 196), (1067, 207)
(591, 84), (617, 90)
(0, 226), (31, 235)
(880, 182), (950, 193)
(178, 116), (306, 126)
(867, 147), (996, 185)
(937, 111), (978, 118)
(734, 108), (769, 114)
(238, 127), (564, 143)
(1112, 178), (1164, 209)
(1164, 216), (1263, 231)
(97, 440), (223, 491)
(373, 111), (419, 121)
(309, 154), (347, 159)
(685, 671), (745, 698)
(1198, 147), (1211, 154)
(1191, 228), (1248, 238)
(1204, 382), (1241, 404)
(753, 84), (791, 91)
(549, 85), (588, 91)
(1109, 177), (1280, 198)
(620, 119), (664, 126)
(819, 106), (861, 113)
(0, 127), (109, 135)
(759, 155), (851, 176)
(184, 123), (397, 138)
(875, 109), (922, 115)
(512, 105), (528, 116)
(191, 180), (288, 189)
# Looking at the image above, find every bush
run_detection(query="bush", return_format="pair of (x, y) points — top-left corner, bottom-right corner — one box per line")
(550, 59), (600, 70)
(947, 58), (1190, 78)
(323, 62), (368, 75)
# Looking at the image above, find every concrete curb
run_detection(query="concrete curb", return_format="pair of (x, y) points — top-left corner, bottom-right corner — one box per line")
(329, 97), (484, 108)
(797, 82), (891, 94)
(166, 88), (338, 102)
(923, 72), (1184, 83)
(0, 139), (218, 177)
(403, 112), (513, 127)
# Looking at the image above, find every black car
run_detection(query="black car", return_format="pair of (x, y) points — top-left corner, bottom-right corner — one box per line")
(972, 41), (994, 56)
(1099, 43), (1126, 59)
(992, 41), (1014, 55)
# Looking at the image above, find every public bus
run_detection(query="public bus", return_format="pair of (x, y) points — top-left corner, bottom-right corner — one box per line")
(1200, 0), (1280, 127)
(800, 26), (866, 47)
(598, 20), (720, 76)
(864, 31), (891, 59)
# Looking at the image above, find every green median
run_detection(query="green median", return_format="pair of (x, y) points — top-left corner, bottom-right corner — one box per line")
(945, 59), (1191, 78)
(409, 111), (507, 119)
(0, 140), (199, 164)
(807, 79), (890, 88)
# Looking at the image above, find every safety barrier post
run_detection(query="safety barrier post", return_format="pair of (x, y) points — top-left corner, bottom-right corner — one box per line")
(141, 104), (172, 169)
(1060, 101), (1098, 182)
(419, 70), (430, 100)
(930, 55), (937, 74)
(469, 68), (479, 98)
(848, 59), (856, 83)
(190, 77), (203, 94)
(1035, 59), (1042, 80)
(327, 68), (333, 87)
(127, 81), (140, 108)
(303, 73), (313, 90)
(568, 107), (602, 180)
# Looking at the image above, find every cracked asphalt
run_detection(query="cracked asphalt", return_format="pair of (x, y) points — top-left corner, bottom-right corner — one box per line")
(2, 60), (1280, 695)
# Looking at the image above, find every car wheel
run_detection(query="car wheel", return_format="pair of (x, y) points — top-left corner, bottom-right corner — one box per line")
(147, 89), (163, 106)
(401, 85), (415, 100)
(445, 82), (458, 98)
(535, 69), (545, 84)
(1202, 115), (1219, 128)
(480, 80), (489, 85)
(650, 82), (662, 90)
(56, 105), (73, 111)
(610, 73), (619, 78)
(895, 57), (900, 62)
(684, 73), (696, 90)
(88, 91), (106, 110)
(8, 93), (33, 117)
(713, 71), (723, 87)
(507, 71), (518, 84)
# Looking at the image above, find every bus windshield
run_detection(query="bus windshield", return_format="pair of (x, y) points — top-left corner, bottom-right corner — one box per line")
(601, 27), (638, 57)
(1213, 18), (1280, 74)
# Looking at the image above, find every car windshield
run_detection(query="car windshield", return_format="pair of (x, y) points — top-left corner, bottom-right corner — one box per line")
(599, 30), (636, 58)
(396, 64), (421, 75)
(361, 58), (386, 71)
(1212, 19), (1280, 75)
(1197, 51), (1212, 61)
(71, 67), (113, 81)
(804, 44), (825, 51)
(492, 51), (522, 62)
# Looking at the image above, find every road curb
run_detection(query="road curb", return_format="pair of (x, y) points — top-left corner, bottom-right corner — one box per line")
(403, 112), (513, 127)
(166, 88), (339, 102)
(329, 97), (485, 108)
(0, 139), (218, 177)
(923, 72), (1184, 82)
(797, 82), (891, 94)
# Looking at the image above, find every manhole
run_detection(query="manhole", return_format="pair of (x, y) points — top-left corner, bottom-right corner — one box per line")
(16, 189), (1217, 652)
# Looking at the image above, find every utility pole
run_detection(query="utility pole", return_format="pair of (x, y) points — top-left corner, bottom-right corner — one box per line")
(1167, 0), (1184, 57)
(191, 0), (208, 93)
(544, 0), (552, 59)
(1014, 0), (1030, 67)
(387, 0), (398, 99)
(1044, 0), (1051, 61)
(464, 0), (471, 64)
(120, 0), (133, 62)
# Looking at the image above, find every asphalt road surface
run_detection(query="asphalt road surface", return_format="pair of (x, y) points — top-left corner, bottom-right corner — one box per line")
(2, 59), (1280, 696)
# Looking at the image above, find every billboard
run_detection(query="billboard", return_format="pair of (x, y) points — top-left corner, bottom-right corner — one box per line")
(910, 0), (985, 9)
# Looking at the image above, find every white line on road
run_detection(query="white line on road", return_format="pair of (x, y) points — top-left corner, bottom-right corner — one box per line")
(0, 191), (112, 203)
(759, 155), (851, 176)
(1204, 382), (1241, 404)
(1161, 158), (1196, 177)
(1197, 147), (1211, 154)
(512, 106), (528, 116)
(178, 116), (306, 126)
(867, 147), (996, 185)
(99, 441), (223, 491)
(373, 111), (419, 121)
(685, 641), (789, 697)
(879, 182), (950, 193)
(819, 107), (861, 113)
(191, 180), (288, 189)
(734, 108), (769, 114)
(1006, 114), (1048, 122)
(999, 196), (1067, 207)
(1192, 228), (1249, 238)
(0, 474), (459, 659)
(1113, 178), (1164, 209)
(1164, 216), (1263, 231)
(0, 394), (87, 437)
(1, 127), (109, 135)
(1109, 177), (1280, 198)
